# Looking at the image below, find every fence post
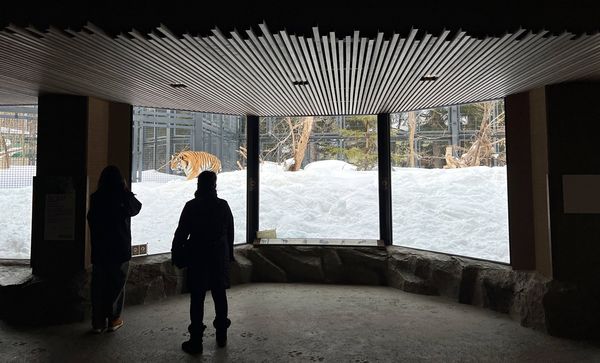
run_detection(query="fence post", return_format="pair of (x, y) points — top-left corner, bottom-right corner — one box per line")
(377, 113), (392, 246)
(246, 115), (259, 244)
(449, 105), (460, 156)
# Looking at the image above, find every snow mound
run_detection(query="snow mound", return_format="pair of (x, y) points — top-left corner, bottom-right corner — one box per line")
(304, 160), (357, 172)
(260, 161), (285, 173)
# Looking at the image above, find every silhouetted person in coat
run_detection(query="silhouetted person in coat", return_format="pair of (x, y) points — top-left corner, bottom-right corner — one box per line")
(173, 170), (235, 355)
(87, 165), (142, 333)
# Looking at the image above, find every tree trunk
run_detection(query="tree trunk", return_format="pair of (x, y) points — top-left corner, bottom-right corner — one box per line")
(480, 102), (493, 166)
(363, 121), (371, 170)
(291, 117), (314, 171)
(407, 112), (416, 167)
(0, 134), (9, 169)
(455, 101), (495, 167)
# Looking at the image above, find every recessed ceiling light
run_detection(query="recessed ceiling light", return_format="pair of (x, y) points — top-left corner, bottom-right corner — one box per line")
(169, 83), (187, 88)
(420, 75), (439, 82)
(292, 80), (309, 86)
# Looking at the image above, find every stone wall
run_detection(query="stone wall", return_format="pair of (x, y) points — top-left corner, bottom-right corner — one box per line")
(1, 245), (598, 339)
(235, 245), (550, 331)
(232, 244), (599, 339)
(126, 255), (183, 305)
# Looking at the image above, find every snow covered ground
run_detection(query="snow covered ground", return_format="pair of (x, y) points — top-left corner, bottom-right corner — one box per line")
(0, 166), (36, 259)
(0, 162), (509, 262)
(390, 166), (509, 262)
(130, 170), (248, 254)
(0, 185), (33, 259)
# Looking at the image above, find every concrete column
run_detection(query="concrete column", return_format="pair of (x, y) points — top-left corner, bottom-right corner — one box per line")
(31, 94), (131, 276)
(528, 88), (552, 277)
(505, 89), (552, 276)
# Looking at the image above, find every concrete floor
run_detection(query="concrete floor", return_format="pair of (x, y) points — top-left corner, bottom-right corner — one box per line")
(1, 283), (599, 362)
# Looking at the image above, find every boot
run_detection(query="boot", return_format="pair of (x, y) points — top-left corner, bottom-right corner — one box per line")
(214, 318), (231, 348)
(182, 323), (206, 354)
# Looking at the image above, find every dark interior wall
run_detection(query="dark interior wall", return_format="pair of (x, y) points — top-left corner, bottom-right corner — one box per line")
(32, 94), (89, 275)
(85, 98), (132, 268)
(86, 98), (132, 196)
(546, 82), (600, 283)
(86, 97), (109, 193)
(107, 102), (132, 184)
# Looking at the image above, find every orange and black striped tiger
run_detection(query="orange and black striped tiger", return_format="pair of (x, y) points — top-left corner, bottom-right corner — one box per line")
(169, 151), (222, 180)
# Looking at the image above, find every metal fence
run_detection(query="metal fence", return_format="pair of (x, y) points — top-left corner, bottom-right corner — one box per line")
(0, 102), (503, 188)
(258, 101), (505, 169)
(132, 107), (244, 183)
(0, 106), (38, 188)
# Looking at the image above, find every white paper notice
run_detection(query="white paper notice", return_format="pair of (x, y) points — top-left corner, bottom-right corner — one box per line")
(44, 193), (76, 240)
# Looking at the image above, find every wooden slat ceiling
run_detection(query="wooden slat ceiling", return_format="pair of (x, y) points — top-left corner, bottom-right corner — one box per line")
(0, 23), (599, 116)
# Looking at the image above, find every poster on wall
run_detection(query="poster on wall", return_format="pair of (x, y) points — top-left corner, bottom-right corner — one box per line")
(44, 192), (76, 240)
(32, 175), (77, 241)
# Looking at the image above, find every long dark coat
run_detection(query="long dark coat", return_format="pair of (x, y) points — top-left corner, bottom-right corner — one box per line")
(87, 189), (142, 265)
(172, 195), (234, 291)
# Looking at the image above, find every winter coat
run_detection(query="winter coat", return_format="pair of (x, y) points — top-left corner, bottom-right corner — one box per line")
(87, 189), (142, 265)
(172, 195), (234, 291)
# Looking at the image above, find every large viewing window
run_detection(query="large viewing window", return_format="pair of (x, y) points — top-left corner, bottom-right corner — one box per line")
(259, 116), (379, 240)
(0, 102), (508, 262)
(130, 108), (246, 255)
(390, 100), (509, 262)
(0, 105), (38, 259)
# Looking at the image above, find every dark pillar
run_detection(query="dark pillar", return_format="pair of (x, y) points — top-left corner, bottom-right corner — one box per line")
(505, 92), (536, 270)
(246, 115), (259, 244)
(32, 94), (88, 275)
(377, 113), (392, 246)
(32, 94), (132, 276)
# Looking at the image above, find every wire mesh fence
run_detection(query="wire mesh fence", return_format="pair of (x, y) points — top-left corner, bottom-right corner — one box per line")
(132, 107), (244, 183)
(256, 100), (505, 170)
(0, 106), (38, 189)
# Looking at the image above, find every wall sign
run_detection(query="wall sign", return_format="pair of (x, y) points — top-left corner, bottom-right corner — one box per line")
(44, 192), (76, 240)
(562, 175), (600, 214)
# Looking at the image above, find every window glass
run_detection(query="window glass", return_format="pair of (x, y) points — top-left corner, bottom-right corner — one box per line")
(0, 105), (38, 259)
(131, 108), (247, 255)
(391, 100), (509, 262)
(259, 116), (379, 239)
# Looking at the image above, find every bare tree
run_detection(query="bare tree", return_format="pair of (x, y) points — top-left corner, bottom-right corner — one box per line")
(261, 117), (300, 164)
(291, 117), (314, 171)
(236, 146), (248, 170)
(445, 102), (505, 168)
(407, 111), (417, 167)
(258, 116), (315, 171)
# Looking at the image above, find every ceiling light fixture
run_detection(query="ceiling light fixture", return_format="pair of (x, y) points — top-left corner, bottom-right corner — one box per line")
(420, 75), (439, 82)
(292, 80), (309, 86)
(169, 83), (187, 88)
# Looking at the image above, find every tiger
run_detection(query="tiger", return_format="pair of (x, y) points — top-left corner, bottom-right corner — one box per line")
(169, 150), (222, 180)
